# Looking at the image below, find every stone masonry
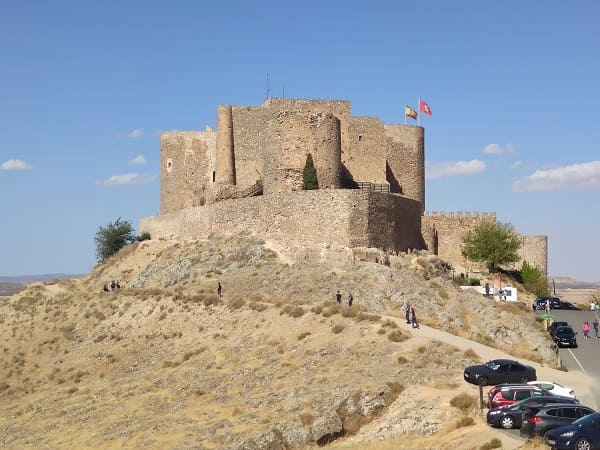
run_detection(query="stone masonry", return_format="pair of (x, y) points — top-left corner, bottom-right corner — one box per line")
(143, 97), (548, 275)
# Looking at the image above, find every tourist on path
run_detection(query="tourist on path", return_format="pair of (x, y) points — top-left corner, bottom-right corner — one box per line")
(348, 292), (353, 307)
(593, 319), (599, 339)
(582, 321), (590, 339)
(405, 303), (411, 324)
(336, 290), (342, 305)
(217, 282), (222, 299)
(410, 306), (419, 329)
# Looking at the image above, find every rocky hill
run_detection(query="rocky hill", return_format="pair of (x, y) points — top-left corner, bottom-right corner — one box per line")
(0, 235), (558, 449)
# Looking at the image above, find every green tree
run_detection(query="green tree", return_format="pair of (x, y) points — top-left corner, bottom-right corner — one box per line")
(520, 260), (549, 296)
(302, 153), (319, 190)
(461, 221), (521, 272)
(94, 218), (136, 263)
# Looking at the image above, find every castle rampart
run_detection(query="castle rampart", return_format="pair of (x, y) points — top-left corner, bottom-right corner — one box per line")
(142, 190), (424, 253)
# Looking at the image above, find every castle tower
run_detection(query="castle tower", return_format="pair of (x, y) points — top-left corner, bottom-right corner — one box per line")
(215, 105), (235, 185)
(384, 125), (425, 212)
(263, 111), (341, 195)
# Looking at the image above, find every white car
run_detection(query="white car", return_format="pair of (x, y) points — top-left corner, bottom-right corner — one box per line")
(527, 381), (576, 398)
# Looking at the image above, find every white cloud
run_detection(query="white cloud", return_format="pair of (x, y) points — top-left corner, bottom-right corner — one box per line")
(96, 173), (157, 187)
(511, 160), (523, 169)
(425, 160), (486, 180)
(513, 161), (600, 192)
(129, 155), (147, 165)
(482, 143), (514, 155)
(0, 159), (33, 170)
(127, 128), (144, 138)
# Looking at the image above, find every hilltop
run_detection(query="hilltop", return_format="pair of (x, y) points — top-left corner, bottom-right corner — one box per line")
(0, 235), (562, 449)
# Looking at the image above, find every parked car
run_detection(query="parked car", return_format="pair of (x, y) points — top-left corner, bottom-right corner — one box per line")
(549, 321), (570, 337)
(528, 381), (576, 398)
(544, 412), (600, 449)
(464, 359), (537, 386)
(488, 384), (550, 409)
(487, 396), (580, 429)
(533, 297), (562, 310)
(521, 404), (596, 438)
(554, 326), (578, 348)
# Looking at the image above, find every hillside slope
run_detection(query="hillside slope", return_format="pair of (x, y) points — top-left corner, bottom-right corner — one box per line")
(0, 235), (558, 449)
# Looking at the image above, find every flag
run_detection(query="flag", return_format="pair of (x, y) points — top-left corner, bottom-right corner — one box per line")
(419, 99), (432, 116)
(405, 105), (418, 120)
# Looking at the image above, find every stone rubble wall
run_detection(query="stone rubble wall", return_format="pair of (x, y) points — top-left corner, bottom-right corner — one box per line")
(141, 190), (424, 254)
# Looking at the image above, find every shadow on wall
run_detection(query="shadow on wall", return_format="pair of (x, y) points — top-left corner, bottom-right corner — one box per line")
(386, 161), (402, 194)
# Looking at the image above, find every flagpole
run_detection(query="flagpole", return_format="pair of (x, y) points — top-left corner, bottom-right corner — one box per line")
(417, 98), (420, 126)
(404, 108), (407, 125)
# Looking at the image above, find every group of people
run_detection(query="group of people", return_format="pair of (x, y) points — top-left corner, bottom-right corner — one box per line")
(102, 280), (121, 292)
(335, 290), (353, 307)
(582, 319), (599, 339)
(405, 304), (419, 329)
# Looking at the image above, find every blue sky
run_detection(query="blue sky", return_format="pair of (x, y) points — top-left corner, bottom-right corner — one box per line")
(1, 1), (599, 281)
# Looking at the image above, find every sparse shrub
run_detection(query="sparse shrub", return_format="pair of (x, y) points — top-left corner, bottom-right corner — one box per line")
(340, 307), (357, 318)
(397, 356), (408, 364)
(355, 311), (380, 322)
(300, 413), (314, 426)
(94, 217), (136, 263)
(228, 297), (246, 310)
(249, 302), (268, 312)
(416, 257), (430, 269)
(311, 305), (323, 315)
(321, 305), (339, 317)
(480, 438), (502, 450)
(137, 231), (151, 242)
(183, 347), (206, 361)
(388, 330), (408, 342)
(332, 324), (344, 334)
(377, 328), (386, 335)
(158, 312), (167, 321)
(463, 348), (479, 360)
(386, 382), (404, 397)
(450, 393), (477, 412)
(454, 416), (475, 428)
(202, 296), (219, 307)
(281, 305), (305, 318)
(297, 331), (311, 340)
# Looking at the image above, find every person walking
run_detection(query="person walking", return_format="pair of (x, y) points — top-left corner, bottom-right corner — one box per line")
(217, 282), (222, 299)
(405, 303), (411, 324)
(545, 299), (550, 313)
(410, 306), (419, 329)
(582, 321), (590, 339)
(593, 318), (599, 339)
(348, 292), (353, 307)
(336, 290), (342, 305)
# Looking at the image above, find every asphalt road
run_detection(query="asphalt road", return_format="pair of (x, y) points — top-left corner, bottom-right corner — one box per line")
(547, 305), (600, 408)
(488, 304), (600, 446)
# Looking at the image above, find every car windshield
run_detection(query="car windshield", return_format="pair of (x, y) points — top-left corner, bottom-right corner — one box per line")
(555, 328), (574, 336)
(485, 361), (500, 370)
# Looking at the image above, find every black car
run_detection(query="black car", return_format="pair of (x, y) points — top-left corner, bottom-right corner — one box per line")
(545, 412), (600, 450)
(534, 297), (562, 310)
(487, 396), (580, 429)
(554, 326), (578, 348)
(463, 359), (537, 386)
(550, 321), (570, 337)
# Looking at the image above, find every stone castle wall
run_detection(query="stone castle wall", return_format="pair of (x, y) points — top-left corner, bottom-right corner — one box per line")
(422, 211), (497, 273)
(142, 190), (424, 253)
(512, 235), (548, 273)
(160, 131), (215, 214)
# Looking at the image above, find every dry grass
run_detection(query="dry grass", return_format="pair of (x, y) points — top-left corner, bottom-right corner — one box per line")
(449, 393), (478, 412)
(281, 305), (305, 318)
(452, 416), (475, 429)
(480, 438), (502, 450)
(387, 330), (408, 342)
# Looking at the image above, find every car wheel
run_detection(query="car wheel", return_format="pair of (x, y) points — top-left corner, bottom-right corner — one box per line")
(575, 438), (592, 450)
(478, 376), (488, 386)
(500, 415), (514, 429)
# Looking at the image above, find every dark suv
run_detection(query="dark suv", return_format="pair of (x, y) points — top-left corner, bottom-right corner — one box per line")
(545, 412), (600, 450)
(520, 404), (595, 438)
(487, 396), (580, 429)
(554, 326), (578, 348)
(549, 321), (570, 337)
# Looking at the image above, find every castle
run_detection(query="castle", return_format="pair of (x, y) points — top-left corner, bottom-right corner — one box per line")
(140, 98), (547, 275)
